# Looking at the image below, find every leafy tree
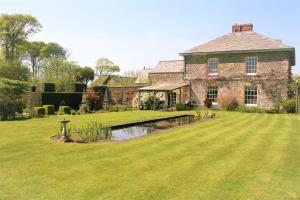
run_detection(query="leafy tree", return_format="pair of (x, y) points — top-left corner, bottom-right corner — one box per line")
(40, 58), (77, 92)
(0, 78), (29, 120)
(0, 14), (42, 60)
(0, 77), (29, 99)
(24, 41), (46, 77)
(74, 66), (94, 84)
(0, 59), (30, 81)
(42, 42), (66, 59)
(24, 41), (67, 78)
(95, 58), (120, 76)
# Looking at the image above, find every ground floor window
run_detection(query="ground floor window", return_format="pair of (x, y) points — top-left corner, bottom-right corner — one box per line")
(207, 86), (218, 103)
(245, 85), (257, 105)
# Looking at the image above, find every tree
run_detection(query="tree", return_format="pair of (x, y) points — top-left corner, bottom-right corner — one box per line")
(74, 66), (94, 84)
(95, 58), (120, 76)
(0, 59), (30, 81)
(24, 41), (46, 77)
(0, 14), (42, 60)
(24, 41), (67, 78)
(40, 58), (77, 92)
(42, 42), (66, 59)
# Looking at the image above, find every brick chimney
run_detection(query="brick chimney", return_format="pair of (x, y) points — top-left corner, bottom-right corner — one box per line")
(232, 23), (253, 32)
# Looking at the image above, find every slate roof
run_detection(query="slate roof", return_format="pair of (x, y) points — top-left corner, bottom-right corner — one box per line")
(181, 31), (294, 54)
(150, 60), (184, 73)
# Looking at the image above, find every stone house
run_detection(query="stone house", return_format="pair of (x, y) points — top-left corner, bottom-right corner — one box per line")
(140, 23), (296, 109)
(139, 60), (190, 108)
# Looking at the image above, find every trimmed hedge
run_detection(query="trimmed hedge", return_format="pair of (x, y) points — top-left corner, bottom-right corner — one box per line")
(41, 93), (83, 110)
(58, 106), (71, 115)
(34, 107), (45, 117)
(43, 105), (55, 115)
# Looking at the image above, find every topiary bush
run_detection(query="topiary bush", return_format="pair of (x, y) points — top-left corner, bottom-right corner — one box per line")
(58, 106), (71, 115)
(281, 99), (296, 113)
(34, 107), (45, 117)
(43, 105), (55, 115)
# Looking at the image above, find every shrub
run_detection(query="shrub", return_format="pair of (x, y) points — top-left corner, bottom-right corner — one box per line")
(203, 98), (212, 109)
(0, 95), (24, 120)
(219, 95), (239, 111)
(83, 88), (102, 111)
(68, 121), (112, 142)
(141, 96), (160, 110)
(71, 109), (76, 115)
(236, 106), (266, 113)
(79, 103), (89, 114)
(110, 104), (120, 112)
(176, 103), (194, 111)
(120, 105), (134, 111)
(58, 106), (71, 115)
(34, 107), (45, 117)
(194, 108), (216, 120)
(43, 105), (55, 115)
(281, 99), (296, 113)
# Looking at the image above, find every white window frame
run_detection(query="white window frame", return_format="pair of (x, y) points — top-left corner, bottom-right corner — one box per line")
(245, 57), (257, 75)
(208, 58), (218, 76)
(245, 85), (258, 106)
(207, 86), (218, 105)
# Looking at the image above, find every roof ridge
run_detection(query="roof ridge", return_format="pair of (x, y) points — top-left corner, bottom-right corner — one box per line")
(159, 60), (183, 62)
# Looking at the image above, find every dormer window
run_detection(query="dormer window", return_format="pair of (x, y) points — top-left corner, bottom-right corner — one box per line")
(245, 57), (257, 75)
(208, 58), (218, 75)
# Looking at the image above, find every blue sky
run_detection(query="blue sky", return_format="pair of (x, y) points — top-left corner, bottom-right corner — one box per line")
(0, 0), (299, 73)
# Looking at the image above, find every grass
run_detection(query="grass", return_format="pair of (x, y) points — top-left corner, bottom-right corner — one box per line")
(0, 110), (299, 199)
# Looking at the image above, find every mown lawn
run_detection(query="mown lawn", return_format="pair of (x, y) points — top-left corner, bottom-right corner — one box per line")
(0, 110), (299, 199)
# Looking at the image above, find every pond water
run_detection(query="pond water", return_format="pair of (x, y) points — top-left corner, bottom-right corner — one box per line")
(111, 115), (196, 141)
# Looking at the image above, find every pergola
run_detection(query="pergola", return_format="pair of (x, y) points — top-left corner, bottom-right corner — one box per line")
(138, 81), (190, 108)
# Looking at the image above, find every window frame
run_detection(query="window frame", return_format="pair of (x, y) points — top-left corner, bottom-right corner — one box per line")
(207, 85), (218, 105)
(208, 58), (218, 76)
(170, 92), (176, 107)
(244, 85), (258, 106)
(245, 57), (258, 75)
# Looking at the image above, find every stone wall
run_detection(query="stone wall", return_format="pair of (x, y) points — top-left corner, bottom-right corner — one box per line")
(185, 51), (291, 79)
(108, 85), (145, 106)
(148, 72), (184, 85)
(190, 79), (288, 110)
(184, 51), (291, 109)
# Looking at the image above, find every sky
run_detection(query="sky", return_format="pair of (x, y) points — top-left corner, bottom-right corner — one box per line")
(0, 0), (299, 73)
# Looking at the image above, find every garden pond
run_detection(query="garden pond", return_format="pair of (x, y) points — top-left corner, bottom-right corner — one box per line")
(111, 114), (196, 141)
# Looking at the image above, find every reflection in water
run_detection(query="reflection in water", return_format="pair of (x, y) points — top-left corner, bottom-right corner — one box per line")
(112, 115), (195, 141)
